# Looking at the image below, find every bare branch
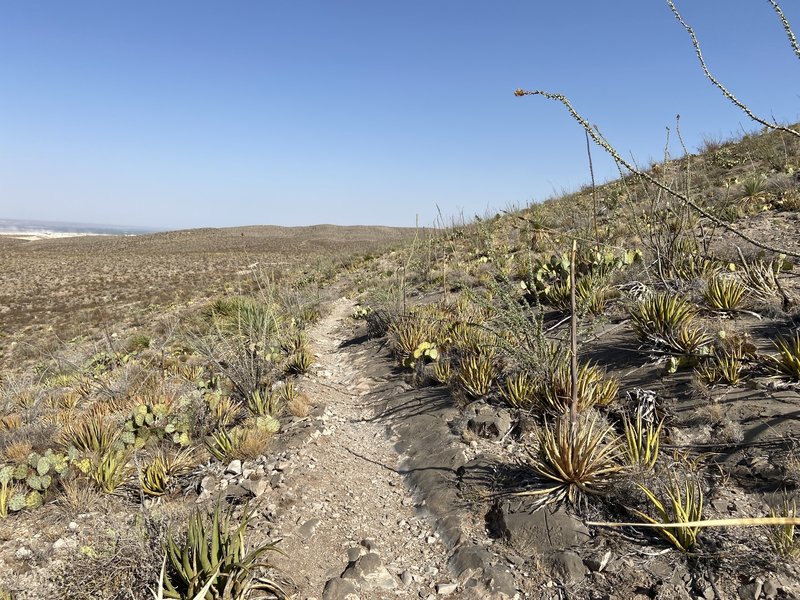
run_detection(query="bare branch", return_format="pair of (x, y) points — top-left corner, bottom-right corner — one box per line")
(667, 0), (799, 138)
(767, 0), (800, 60)
(513, 88), (800, 259)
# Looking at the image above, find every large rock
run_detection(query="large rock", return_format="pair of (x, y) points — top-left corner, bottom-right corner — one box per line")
(488, 500), (589, 551)
(341, 553), (397, 590)
(322, 577), (360, 600)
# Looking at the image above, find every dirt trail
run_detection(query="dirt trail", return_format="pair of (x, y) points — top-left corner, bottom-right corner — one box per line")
(269, 297), (452, 599)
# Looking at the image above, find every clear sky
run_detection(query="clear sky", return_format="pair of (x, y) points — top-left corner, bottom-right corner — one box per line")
(1, 1), (798, 230)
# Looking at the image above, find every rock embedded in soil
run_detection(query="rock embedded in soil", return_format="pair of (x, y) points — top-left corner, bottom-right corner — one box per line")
(322, 577), (360, 600)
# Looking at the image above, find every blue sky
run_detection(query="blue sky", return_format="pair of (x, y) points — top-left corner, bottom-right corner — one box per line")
(1, 1), (798, 230)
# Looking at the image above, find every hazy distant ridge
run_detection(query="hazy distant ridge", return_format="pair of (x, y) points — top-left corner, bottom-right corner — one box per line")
(0, 218), (158, 236)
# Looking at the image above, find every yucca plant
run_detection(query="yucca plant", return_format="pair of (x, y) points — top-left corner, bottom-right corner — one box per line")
(456, 354), (497, 398)
(161, 505), (286, 599)
(525, 411), (622, 504)
(622, 411), (663, 472)
(500, 371), (537, 409)
(287, 350), (314, 374)
(767, 496), (800, 558)
(246, 388), (282, 418)
(769, 333), (800, 381)
(740, 175), (768, 204)
(90, 449), (130, 494)
(633, 470), (704, 552)
(703, 276), (747, 311)
(62, 414), (122, 455)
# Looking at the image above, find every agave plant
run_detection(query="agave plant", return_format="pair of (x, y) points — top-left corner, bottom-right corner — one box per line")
(140, 449), (195, 497)
(622, 410), (663, 472)
(61, 414), (122, 455)
(629, 292), (711, 355)
(161, 504), (286, 599)
(456, 354), (497, 398)
(633, 469), (704, 552)
(703, 276), (747, 311)
(534, 357), (619, 414)
(500, 371), (537, 409)
(769, 333), (800, 381)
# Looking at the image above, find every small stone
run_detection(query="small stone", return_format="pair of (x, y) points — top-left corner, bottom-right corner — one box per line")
(68, 521), (78, 531)
(240, 477), (269, 498)
(347, 546), (363, 563)
(550, 550), (588, 584)
(15, 547), (32, 560)
(360, 538), (377, 552)
(225, 460), (242, 476)
(738, 581), (763, 600)
(436, 582), (458, 595)
(762, 579), (780, 599)
(507, 553), (525, 566)
(298, 518), (321, 541)
(400, 570), (413, 586)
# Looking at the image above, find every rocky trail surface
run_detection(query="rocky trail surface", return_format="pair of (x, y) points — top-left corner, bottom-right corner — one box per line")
(267, 297), (456, 599)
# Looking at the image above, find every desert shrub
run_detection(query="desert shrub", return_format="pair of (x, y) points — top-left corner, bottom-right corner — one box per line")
(53, 514), (166, 600)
